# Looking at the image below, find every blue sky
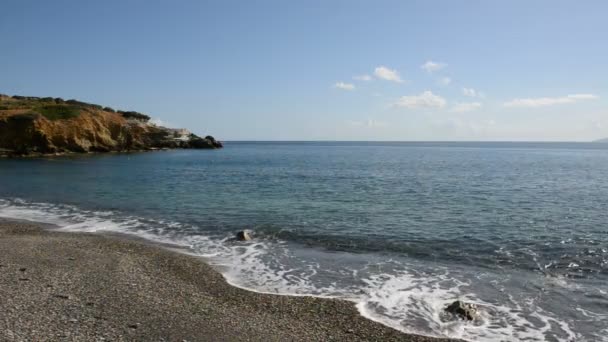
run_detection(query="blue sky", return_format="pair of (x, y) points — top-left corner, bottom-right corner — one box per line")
(1, 0), (607, 141)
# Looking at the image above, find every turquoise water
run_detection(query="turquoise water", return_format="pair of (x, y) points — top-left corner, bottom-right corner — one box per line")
(0, 142), (607, 341)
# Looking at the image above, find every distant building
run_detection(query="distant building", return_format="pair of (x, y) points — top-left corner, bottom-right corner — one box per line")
(166, 128), (191, 141)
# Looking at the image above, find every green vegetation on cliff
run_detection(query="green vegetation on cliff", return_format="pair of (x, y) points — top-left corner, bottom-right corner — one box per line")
(0, 95), (151, 122)
(36, 104), (81, 120)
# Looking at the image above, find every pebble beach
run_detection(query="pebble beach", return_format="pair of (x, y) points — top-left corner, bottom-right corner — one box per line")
(0, 219), (459, 341)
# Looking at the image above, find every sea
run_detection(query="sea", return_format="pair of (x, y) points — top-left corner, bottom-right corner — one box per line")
(0, 142), (606, 341)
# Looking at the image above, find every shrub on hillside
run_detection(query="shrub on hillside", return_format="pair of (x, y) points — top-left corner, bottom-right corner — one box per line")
(66, 99), (85, 105)
(119, 111), (150, 122)
(12, 96), (41, 101)
(66, 99), (102, 110)
(35, 104), (81, 120)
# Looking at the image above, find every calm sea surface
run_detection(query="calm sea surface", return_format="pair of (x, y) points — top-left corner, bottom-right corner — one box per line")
(1, 142), (607, 341)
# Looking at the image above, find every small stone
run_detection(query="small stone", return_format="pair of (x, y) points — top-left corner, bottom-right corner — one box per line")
(18, 278), (30, 281)
(54, 294), (70, 300)
(19, 267), (26, 272)
(128, 323), (140, 329)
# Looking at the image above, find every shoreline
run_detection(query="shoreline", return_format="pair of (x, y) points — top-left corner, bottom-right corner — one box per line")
(0, 147), (221, 158)
(0, 218), (460, 341)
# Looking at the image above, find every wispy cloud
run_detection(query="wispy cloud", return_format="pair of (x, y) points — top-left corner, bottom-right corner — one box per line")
(395, 91), (446, 109)
(353, 74), (372, 81)
(451, 102), (482, 112)
(462, 87), (478, 97)
(504, 94), (598, 108)
(333, 82), (355, 90)
(438, 77), (451, 86)
(374, 66), (403, 83)
(347, 119), (388, 128)
(421, 60), (447, 73)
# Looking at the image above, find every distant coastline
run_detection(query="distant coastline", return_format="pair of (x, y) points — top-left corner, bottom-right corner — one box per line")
(226, 140), (608, 143)
(0, 94), (222, 157)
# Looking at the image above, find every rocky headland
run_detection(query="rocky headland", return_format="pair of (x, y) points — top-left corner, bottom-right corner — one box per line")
(0, 94), (222, 156)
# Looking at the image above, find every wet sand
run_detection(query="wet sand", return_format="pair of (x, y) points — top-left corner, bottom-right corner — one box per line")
(0, 219), (460, 341)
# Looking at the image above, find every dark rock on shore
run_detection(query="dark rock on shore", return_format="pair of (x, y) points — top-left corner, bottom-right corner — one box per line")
(188, 135), (223, 149)
(236, 230), (253, 241)
(444, 300), (479, 321)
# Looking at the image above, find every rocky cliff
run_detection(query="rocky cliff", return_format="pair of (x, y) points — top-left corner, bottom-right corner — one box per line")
(0, 95), (222, 156)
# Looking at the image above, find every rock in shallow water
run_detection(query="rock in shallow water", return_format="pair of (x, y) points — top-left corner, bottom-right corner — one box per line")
(444, 300), (479, 321)
(236, 230), (252, 241)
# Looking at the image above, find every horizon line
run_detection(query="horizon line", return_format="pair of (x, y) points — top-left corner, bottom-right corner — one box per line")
(220, 140), (604, 143)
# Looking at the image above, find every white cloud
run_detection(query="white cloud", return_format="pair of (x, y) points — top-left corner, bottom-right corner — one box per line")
(347, 119), (388, 128)
(421, 60), (447, 73)
(395, 91), (446, 109)
(353, 74), (372, 81)
(374, 66), (403, 83)
(504, 94), (598, 108)
(451, 102), (482, 112)
(438, 77), (451, 86)
(462, 87), (478, 97)
(333, 82), (355, 90)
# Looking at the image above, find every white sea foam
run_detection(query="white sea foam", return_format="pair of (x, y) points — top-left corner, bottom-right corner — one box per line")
(355, 269), (580, 342)
(0, 198), (586, 342)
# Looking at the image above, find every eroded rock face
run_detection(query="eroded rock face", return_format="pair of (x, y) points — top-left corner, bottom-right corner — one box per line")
(444, 300), (479, 321)
(0, 114), (54, 154)
(235, 230), (253, 241)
